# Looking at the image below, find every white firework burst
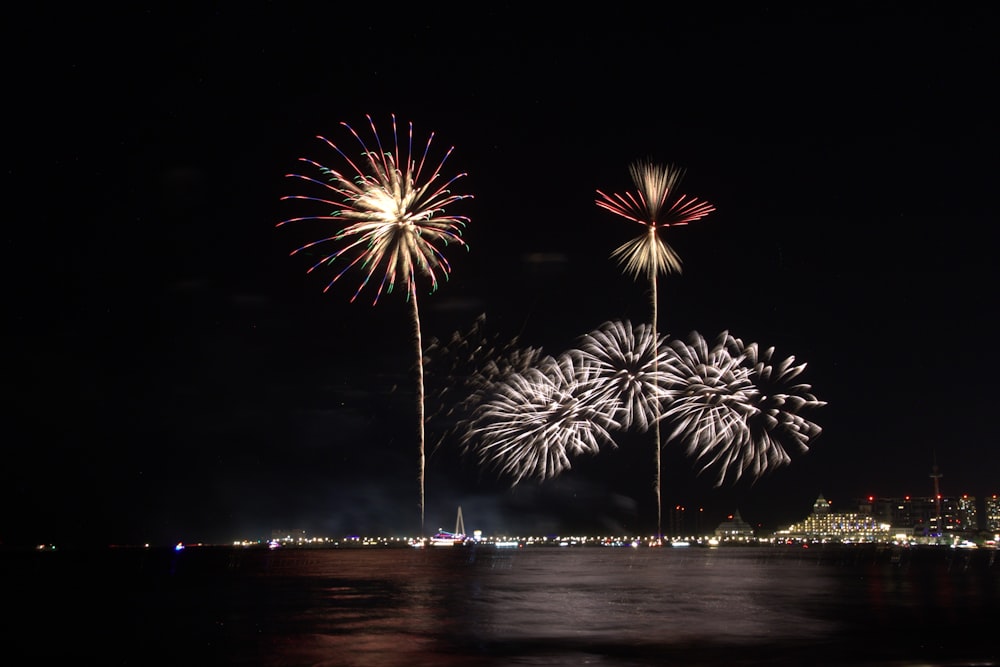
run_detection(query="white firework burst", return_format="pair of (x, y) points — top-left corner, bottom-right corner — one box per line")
(574, 319), (673, 432)
(660, 331), (759, 486)
(463, 353), (621, 485)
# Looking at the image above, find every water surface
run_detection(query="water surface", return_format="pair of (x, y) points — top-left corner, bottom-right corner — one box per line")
(4, 544), (997, 665)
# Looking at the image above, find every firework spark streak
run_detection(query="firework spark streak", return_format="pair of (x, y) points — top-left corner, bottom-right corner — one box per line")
(278, 115), (472, 534)
(463, 353), (621, 485)
(574, 320), (673, 433)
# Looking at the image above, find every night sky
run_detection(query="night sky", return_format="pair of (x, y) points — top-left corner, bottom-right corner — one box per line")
(4, 5), (996, 547)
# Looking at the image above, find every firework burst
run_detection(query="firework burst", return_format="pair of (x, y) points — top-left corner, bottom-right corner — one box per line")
(596, 160), (715, 279)
(720, 333), (826, 477)
(574, 319), (673, 433)
(463, 353), (621, 485)
(278, 114), (471, 304)
(424, 313), (544, 450)
(659, 331), (757, 486)
(278, 114), (472, 534)
(660, 331), (824, 487)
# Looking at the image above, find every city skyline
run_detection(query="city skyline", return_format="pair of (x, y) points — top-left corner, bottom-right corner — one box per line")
(4, 6), (996, 547)
(222, 486), (1000, 546)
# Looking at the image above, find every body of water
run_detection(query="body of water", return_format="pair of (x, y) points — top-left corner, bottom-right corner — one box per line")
(3, 543), (997, 665)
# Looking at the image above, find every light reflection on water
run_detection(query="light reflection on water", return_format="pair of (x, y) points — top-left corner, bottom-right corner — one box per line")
(5, 545), (997, 666)
(453, 548), (831, 645)
(243, 545), (996, 666)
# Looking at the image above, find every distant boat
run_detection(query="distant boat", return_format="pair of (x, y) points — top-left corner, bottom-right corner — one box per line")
(430, 531), (465, 547)
(423, 507), (468, 547)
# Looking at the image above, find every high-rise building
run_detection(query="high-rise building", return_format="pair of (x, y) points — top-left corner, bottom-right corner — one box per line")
(985, 495), (1000, 532)
(957, 495), (978, 531)
(860, 495), (975, 537)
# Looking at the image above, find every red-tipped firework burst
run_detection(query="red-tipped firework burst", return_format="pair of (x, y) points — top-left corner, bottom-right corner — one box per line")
(279, 114), (471, 305)
(596, 160), (715, 278)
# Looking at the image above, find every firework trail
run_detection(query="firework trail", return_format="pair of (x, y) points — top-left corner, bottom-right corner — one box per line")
(596, 160), (714, 536)
(462, 352), (621, 485)
(278, 114), (472, 534)
(574, 319), (673, 433)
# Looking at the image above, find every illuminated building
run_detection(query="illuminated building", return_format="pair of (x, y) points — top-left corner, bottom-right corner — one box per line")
(857, 494), (986, 537)
(957, 495), (978, 531)
(713, 510), (755, 541)
(775, 494), (895, 543)
(985, 495), (1000, 532)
